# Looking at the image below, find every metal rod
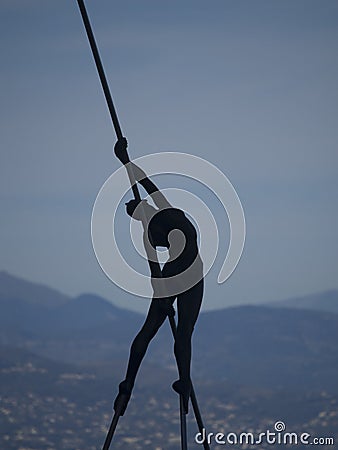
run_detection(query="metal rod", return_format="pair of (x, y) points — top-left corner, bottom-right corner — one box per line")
(76, 0), (141, 201)
(180, 396), (188, 450)
(102, 410), (120, 450)
(190, 387), (209, 450)
(168, 315), (210, 450)
(77, 0), (122, 139)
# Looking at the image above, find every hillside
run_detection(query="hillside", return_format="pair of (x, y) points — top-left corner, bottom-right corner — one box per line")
(1, 272), (337, 449)
(264, 290), (338, 314)
(0, 270), (70, 308)
(1, 272), (337, 393)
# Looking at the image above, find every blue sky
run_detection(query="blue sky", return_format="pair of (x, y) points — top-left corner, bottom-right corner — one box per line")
(1, 1), (337, 312)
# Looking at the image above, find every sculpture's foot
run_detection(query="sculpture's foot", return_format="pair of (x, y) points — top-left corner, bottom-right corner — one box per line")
(113, 380), (133, 416)
(172, 379), (191, 414)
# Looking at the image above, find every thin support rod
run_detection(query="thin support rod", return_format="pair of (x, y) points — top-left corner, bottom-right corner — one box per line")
(180, 396), (188, 450)
(168, 315), (210, 450)
(102, 410), (120, 450)
(77, 0), (122, 140)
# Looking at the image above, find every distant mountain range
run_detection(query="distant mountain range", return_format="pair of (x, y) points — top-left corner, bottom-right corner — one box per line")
(1, 270), (338, 394)
(0, 270), (70, 307)
(263, 289), (338, 313)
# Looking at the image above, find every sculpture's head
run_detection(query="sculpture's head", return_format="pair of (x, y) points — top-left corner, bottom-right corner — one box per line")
(125, 199), (156, 221)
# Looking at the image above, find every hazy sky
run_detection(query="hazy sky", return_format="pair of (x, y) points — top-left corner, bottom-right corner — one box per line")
(1, 0), (337, 312)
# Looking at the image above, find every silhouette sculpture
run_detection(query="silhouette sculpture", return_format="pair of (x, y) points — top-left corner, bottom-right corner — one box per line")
(113, 138), (204, 415)
(76, 1), (210, 448)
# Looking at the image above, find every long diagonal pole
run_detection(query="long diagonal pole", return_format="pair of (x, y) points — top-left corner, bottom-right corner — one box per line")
(76, 0), (140, 202)
(76, 2), (209, 449)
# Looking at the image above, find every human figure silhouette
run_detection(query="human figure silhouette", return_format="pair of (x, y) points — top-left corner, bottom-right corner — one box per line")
(113, 138), (204, 413)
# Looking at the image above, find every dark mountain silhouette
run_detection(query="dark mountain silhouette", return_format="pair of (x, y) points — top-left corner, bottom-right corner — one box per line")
(264, 289), (338, 314)
(0, 272), (142, 335)
(0, 286), (144, 362)
(192, 305), (338, 391)
(1, 273), (338, 449)
(0, 270), (70, 308)
(1, 272), (338, 393)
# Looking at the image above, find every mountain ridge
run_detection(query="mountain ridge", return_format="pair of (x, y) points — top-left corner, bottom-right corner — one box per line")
(262, 289), (338, 314)
(1, 270), (338, 314)
(0, 270), (70, 308)
(1, 271), (338, 393)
